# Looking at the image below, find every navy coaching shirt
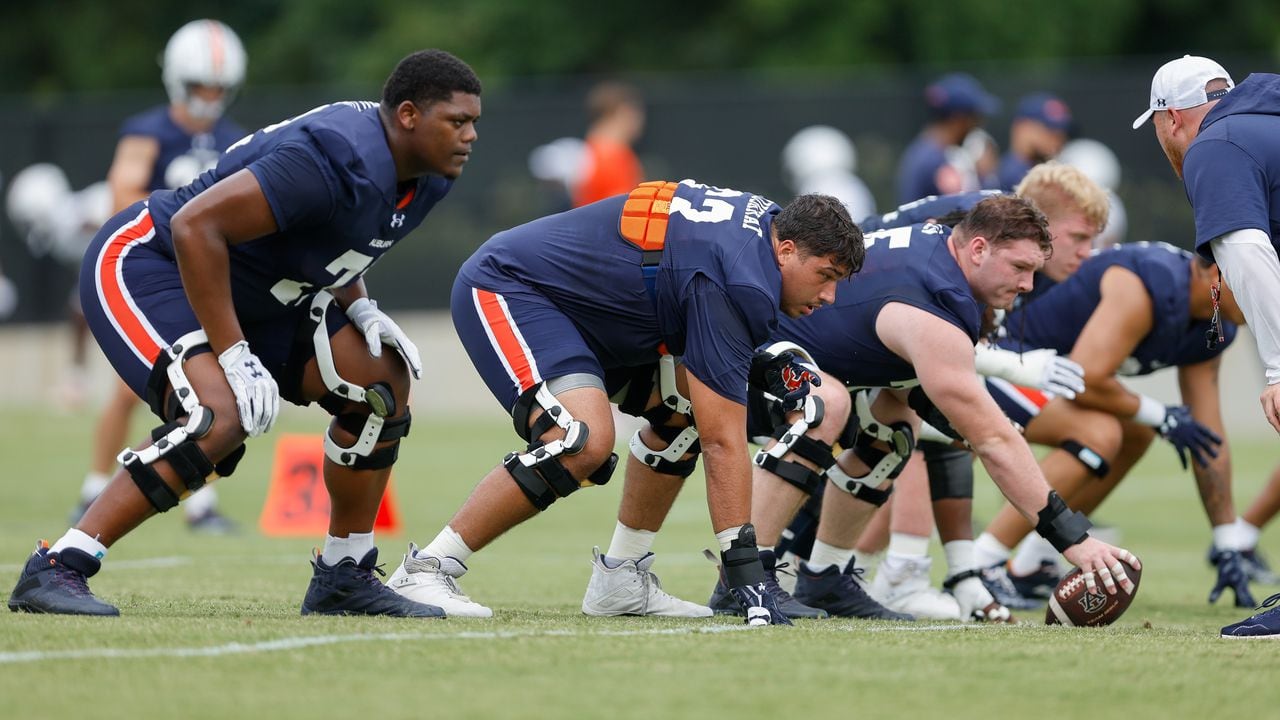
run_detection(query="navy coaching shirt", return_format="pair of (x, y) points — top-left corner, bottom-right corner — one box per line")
(119, 106), (245, 192)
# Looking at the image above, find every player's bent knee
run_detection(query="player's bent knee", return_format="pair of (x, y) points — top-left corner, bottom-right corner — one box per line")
(506, 379), (618, 511)
(753, 395), (828, 495)
(630, 422), (701, 478)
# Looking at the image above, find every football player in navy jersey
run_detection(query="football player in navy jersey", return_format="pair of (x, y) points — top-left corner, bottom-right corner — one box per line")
(385, 181), (861, 625)
(776, 164), (1111, 619)
(726, 196), (1140, 622)
(8, 50), (482, 618)
(1132, 54), (1280, 638)
(71, 19), (249, 534)
(973, 242), (1253, 606)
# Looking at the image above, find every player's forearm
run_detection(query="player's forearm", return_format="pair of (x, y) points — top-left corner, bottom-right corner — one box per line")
(172, 218), (243, 354)
(970, 428), (1052, 523)
(1212, 231), (1280, 384)
(699, 434), (753, 533)
(1071, 375), (1140, 418)
(331, 279), (369, 308)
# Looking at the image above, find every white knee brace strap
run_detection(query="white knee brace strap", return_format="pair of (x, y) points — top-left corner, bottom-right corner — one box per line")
(310, 291), (394, 467)
(117, 329), (215, 471)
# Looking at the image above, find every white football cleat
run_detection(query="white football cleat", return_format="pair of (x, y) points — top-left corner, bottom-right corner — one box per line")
(869, 554), (962, 621)
(582, 547), (713, 617)
(387, 543), (493, 618)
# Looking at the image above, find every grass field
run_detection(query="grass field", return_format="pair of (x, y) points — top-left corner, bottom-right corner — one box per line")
(2, 403), (1278, 720)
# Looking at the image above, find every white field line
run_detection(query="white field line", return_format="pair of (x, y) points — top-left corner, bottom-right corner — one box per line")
(0, 622), (996, 665)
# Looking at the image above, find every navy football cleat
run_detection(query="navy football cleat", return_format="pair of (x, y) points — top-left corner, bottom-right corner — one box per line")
(8, 541), (119, 616)
(301, 548), (446, 617)
(1008, 560), (1062, 600)
(794, 559), (914, 621)
(1221, 593), (1280, 639)
(979, 563), (1040, 610)
(708, 550), (826, 620)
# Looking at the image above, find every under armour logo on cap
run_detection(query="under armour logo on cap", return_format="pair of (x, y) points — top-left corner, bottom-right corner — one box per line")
(1132, 55), (1234, 129)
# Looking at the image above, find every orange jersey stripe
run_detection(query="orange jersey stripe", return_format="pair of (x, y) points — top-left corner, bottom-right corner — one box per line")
(474, 289), (538, 392)
(98, 213), (162, 363)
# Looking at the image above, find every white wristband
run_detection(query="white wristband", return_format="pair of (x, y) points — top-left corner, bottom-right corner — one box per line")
(1133, 394), (1166, 427)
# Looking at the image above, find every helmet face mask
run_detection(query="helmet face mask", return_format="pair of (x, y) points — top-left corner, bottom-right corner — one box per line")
(162, 19), (246, 121)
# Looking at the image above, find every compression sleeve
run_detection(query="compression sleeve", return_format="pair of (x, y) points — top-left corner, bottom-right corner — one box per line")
(1212, 229), (1280, 384)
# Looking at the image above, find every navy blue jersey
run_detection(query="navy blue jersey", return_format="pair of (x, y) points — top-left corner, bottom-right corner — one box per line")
(458, 180), (782, 403)
(1184, 73), (1280, 262)
(996, 152), (1033, 191)
(119, 106), (245, 191)
(145, 101), (452, 322)
(859, 190), (1003, 232)
(896, 136), (951, 205)
(1000, 242), (1236, 374)
(776, 223), (981, 389)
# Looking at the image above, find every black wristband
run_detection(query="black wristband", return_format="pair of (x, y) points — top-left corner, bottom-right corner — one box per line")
(1035, 490), (1092, 553)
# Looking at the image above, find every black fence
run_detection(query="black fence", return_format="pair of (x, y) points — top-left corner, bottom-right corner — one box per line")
(0, 53), (1267, 323)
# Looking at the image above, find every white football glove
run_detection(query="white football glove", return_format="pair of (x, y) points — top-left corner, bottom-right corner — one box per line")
(217, 341), (280, 437)
(345, 297), (422, 379)
(974, 344), (1085, 399)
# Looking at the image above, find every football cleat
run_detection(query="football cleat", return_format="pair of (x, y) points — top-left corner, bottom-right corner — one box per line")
(8, 541), (119, 616)
(302, 547), (445, 617)
(1208, 544), (1280, 585)
(582, 547), (712, 617)
(386, 543), (492, 618)
(794, 559), (914, 620)
(708, 550), (826, 620)
(979, 563), (1040, 610)
(1008, 559), (1062, 600)
(185, 508), (238, 535)
(726, 582), (793, 626)
(869, 555), (962, 620)
(1221, 593), (1280, 639)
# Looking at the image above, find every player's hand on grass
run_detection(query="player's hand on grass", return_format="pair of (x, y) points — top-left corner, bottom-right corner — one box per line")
(1156, 404), (1221, 469)
(1260, 384), (1280, 435)
(1209, 550), (1256, 608)
(1062, 537), (1140, 596)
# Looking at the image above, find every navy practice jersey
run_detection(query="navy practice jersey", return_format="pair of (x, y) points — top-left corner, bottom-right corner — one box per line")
(1183, 73), (1280, 262)
(996, 152), (1033, 192)
(999, 241), (1236, 374)
(896, 136), (950, 205)
(458, 179), (782, 403)
(777, 223), (982, 389)
(145, 101), (452, 322)
(119, 106), (245, 192)
(859, 190), (1003, 233)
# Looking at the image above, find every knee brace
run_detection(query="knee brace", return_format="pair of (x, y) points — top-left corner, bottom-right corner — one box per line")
(825, 390), (914, 507)
(120, 330), (245, 512)
(309, 292), (407, 469)
(1060, 439), (1110, 479)
(629, 355), (701, 478)
(752, 394), (829, 495)
(923, 440), (975, 500)
(506, 382), (617, 510)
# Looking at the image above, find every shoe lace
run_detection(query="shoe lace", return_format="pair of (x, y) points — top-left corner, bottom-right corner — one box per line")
(982, 565), (1020, 596)
(50, 564), (94, 598)
(1256, 593), (1280, 611)
(762, 564), (798, 603)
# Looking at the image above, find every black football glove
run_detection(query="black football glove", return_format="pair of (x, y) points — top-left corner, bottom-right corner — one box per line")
(749, 342), (821, 413)
(1157, 404), (1222, 470)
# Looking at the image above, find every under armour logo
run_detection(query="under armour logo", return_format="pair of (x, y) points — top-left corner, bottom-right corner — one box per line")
(390, 213), (405, 228)
(246, 360), (264, 379)
(1156, 98), (1167, 107)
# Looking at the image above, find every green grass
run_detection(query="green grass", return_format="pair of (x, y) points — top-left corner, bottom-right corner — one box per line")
(1, 404), (1278, 720)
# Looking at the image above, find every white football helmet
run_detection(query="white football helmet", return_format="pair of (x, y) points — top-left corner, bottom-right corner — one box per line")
(1057, 138), (1121, 192)
(782, 125), (857, 190)
(162, 19), (247, 121)
(6, 163), (74, 256)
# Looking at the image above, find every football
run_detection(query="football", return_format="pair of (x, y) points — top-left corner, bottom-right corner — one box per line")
(1045, 559), (1142, 627)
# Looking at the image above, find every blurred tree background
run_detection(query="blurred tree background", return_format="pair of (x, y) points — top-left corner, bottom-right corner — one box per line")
(1, 0), (1278, 319)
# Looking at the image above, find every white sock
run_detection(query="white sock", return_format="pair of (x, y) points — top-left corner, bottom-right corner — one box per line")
(1213, 522), (1250, 552)
(1009, 535), (1060, 576)
(183, 485), (218, 519)
(1237, 518), (1261, 549)
(424, 526), (474, 563)
(807, 539), (855, 573)
(605, 521), (656, 562)
(321, 531), (375, 565)
(715, 525), (743, 552)
(79, 472), (110, 503)
(943, 539), (976, 577)
(888, 532), (930, 558)
(974, 533), (1012, 567)
(50, 528), (108, 561)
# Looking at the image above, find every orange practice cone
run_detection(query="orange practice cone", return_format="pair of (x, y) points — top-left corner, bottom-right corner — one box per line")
(259, 434), (402, 536)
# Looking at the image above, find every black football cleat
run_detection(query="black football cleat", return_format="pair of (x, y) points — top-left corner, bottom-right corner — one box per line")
(708, 550), (827, 620)
(9, 541), (119, 616)
(301, 548), (446, 617)
(1221, 593), (1280, 639)
(1008, 560), (1062, 600)
(794, 559), (914, 621)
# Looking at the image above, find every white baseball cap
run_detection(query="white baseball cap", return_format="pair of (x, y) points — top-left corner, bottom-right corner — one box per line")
(1132, 55), (1234, 129)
